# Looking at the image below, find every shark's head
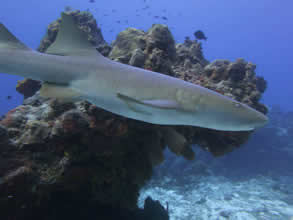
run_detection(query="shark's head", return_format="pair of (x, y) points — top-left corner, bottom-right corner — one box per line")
(210, 99), (268, 131)
(182, 87), (268, 131)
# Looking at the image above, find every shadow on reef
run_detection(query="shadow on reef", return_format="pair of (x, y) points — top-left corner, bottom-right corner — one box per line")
(1, 191), (169, 220)
(0, 9), (267, 220)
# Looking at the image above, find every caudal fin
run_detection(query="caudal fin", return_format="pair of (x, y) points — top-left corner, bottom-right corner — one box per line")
(0, 23), (30, 50)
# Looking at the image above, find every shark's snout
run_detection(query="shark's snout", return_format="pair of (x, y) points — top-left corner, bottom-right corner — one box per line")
(198, 93), (269, 131)
(251, 110), (268, 129)
(232, 102), (269, 130)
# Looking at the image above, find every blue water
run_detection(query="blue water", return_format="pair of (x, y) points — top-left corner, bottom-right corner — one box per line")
(1, 0), (293, 115)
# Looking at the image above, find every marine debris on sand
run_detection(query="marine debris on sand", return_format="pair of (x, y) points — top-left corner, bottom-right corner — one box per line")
(0, 9), (267, 219)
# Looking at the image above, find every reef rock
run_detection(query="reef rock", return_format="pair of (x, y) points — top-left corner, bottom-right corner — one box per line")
(110, 24), (176, 75)
(175, 37), (209, 69)
(0, 95), (167, 219)
(110, 28), (146, 64)
(16, 79), (42, 99)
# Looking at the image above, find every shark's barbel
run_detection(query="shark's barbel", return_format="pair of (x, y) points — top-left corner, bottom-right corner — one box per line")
(0, 13), (268, 131)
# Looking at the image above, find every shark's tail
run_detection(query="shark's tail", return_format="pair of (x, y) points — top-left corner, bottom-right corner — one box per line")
(0, 22), (32, 76)
(0, 23), (30, 51)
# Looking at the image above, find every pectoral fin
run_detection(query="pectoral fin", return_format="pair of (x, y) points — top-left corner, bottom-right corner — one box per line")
(40, 82), (82, 102)
(117, 93), (181, 115)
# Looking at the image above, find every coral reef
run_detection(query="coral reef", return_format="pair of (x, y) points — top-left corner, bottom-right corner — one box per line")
(110, 24), (176, 74)
(0, 95), (168, 219)
(16, 79), (42, 99)
(110, 28), (146, 64)
(1, 9), (268, 219)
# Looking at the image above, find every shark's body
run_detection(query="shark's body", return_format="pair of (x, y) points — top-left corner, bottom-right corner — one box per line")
(0, 13), (268, 131)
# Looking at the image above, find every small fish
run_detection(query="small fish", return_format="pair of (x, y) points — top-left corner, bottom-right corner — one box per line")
(162, 16), (168, 20)
(194, 30), (207, 41)
(89, 0), (95, 3)
(6, 95), (12, 100)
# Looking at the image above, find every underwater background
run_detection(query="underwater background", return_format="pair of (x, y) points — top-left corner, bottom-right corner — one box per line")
(0, 0), (293, 219)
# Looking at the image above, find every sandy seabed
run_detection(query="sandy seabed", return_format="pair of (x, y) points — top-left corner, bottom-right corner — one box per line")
(139, 175), (293, 220)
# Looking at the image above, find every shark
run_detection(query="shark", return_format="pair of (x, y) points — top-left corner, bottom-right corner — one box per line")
(0, 13), (268, 131)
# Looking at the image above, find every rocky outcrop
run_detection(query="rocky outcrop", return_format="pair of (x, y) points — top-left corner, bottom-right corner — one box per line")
(0, 95), (169, 219)
(16, 79), (42, 99)
(201, 59), (267, 113)
(1, 9), (268, 219)
(110, 24), (176, 75)
(175, 37), (209, 69)
(110, 28), (146, 64)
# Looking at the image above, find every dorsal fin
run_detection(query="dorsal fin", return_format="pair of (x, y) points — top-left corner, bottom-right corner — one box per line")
(45, 13), (100, 57)
(0, 23), (30, 50)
